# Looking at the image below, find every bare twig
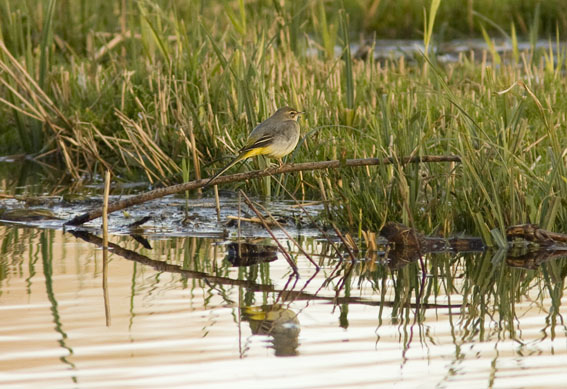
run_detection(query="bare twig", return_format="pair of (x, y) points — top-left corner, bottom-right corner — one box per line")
(102, 170), (111, 327)
(226, 215), (279, 226)
(65, 155), (461, 226)
(239, 190), (299, 274)
(253, 200), (320, 269)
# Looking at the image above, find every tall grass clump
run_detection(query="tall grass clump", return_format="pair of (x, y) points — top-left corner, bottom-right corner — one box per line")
(0, 0), (566, 238)
(340, 0), (567, 39)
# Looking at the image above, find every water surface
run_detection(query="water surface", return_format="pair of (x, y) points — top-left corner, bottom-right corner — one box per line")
(1, 223), (566, 388)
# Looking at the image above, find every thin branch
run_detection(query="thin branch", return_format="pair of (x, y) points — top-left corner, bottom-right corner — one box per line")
(65, 155), (461, 226)
(239, 190), (299, 273)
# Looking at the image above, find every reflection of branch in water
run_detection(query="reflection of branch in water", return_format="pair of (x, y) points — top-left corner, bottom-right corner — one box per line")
(506, 247), (567, 269)
(130, 234), (152, 249)
(70, 230), (273, 289)
(103, 246), (111, 327)
(68, 230), (461, 310)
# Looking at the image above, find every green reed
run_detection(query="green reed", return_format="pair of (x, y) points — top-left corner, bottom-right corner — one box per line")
(0, 0), (566, 237)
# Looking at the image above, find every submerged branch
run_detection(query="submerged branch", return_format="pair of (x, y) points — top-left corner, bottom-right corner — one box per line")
(506, 224), (567, 245)
(65, 155), (461, 226)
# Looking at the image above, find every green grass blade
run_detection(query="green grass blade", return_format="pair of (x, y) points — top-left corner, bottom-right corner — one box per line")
(39, 0), (56, 89)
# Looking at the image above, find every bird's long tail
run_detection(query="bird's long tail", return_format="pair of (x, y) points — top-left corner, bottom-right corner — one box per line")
(204, 148), (262, 187)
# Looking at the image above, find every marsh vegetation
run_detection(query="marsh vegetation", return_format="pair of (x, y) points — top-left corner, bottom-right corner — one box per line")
(2, 2), (567, 387)
(1, 0), (567, 236)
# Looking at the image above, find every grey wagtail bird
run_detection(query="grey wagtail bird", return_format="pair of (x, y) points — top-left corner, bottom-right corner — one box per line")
(204, 106), (303, 187)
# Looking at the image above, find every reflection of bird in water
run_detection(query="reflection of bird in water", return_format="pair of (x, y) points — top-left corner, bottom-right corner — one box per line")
(242, 304), (300, 357)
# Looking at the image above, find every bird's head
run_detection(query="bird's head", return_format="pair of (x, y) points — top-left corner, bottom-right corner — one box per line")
(274, 106), (304, 121)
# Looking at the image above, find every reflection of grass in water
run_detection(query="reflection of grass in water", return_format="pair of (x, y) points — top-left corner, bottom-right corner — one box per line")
(0, 161), (57, 196)
(40, 230), (78, 384)
(128, 261), (137, 332)
(4, 228), (565, 362)
(25, 231), (40, 295)
(0, 228), (41, 294)
(541, 261), (567, 340)
(0, 228), (17, 289)
(350, 247), (567, 349)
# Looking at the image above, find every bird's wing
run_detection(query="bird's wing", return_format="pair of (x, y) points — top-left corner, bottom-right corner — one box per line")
(240, 133), (274, 152)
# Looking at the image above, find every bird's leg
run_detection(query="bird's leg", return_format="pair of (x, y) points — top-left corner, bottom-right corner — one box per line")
(264, 158), (282, 170)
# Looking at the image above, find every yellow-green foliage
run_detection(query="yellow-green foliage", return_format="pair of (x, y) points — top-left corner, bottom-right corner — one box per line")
(0, 0), (566, 237)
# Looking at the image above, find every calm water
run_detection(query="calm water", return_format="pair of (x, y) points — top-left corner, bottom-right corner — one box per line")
(1, 222), (566, 388)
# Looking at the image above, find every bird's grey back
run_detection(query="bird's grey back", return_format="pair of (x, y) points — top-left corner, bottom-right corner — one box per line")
(247, 115), (295, 142)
